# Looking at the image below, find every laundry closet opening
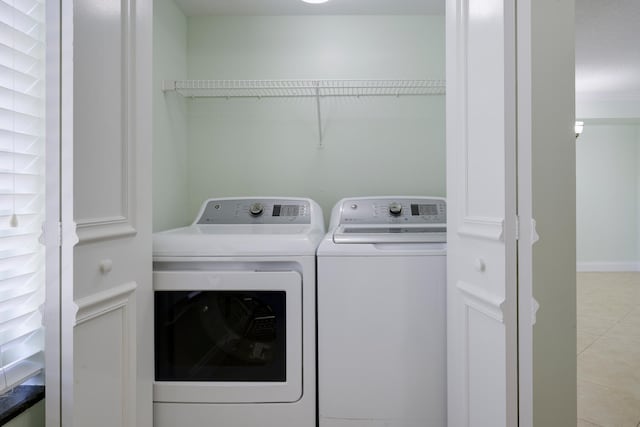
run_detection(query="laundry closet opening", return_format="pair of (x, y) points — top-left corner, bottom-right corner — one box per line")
(152, 1), (446, 231)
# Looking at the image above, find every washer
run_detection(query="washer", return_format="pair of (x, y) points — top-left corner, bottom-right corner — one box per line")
(317, 196), (447, 427)
(152, 197), (324, 427)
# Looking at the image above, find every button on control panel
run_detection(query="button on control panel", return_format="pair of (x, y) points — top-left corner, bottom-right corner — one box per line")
(249, 202), (264, 217)
(197, 199), (311, 224)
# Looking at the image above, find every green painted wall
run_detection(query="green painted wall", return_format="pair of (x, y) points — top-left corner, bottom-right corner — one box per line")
(4, 401), (44, 427)
(152, 0), (189, 231)
(576, 123), (640, 268)
(184, 15), (446, 221)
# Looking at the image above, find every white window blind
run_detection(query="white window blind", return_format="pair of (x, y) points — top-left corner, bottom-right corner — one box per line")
(0, 0), (45, 393)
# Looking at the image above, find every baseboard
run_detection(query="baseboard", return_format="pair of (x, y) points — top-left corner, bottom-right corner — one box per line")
(577, 261), (640, 272)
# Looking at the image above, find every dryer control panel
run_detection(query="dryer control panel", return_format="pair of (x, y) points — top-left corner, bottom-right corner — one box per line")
(196, 198), (311, 224)
(338, 197), (446, 225)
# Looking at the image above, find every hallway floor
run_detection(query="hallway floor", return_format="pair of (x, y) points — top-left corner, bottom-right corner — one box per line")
(577, 272), (640, 427)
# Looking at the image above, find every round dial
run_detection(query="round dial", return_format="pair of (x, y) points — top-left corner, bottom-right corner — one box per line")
(389, 202), (403, 216)
(249, 202), (264, 216)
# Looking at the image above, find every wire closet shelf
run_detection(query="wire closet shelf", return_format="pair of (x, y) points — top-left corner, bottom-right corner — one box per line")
(162, 79), (446, 98)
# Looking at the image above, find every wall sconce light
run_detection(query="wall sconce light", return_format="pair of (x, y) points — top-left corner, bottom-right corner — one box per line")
(575, 121), (584, 138)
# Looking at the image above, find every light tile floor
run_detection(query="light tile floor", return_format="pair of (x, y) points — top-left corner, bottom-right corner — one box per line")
(577, 272), (640, 427)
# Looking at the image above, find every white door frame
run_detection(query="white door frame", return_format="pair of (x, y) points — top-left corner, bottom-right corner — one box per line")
(44, 0), (62, 423)
(516, 1), (535, 425)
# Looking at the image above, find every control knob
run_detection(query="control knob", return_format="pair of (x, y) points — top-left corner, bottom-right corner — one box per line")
(389, 202), (403, 216)
(249, 202), (264, 216)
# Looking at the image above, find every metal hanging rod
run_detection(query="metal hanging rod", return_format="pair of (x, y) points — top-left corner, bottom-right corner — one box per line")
(162, 79), (446, 98)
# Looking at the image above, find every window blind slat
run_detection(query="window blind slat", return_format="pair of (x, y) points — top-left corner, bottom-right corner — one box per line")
(0, 242), (38, 259)
(0, 267), (38, 282)
(0, 310), (40, 340)
(0, 351), (43, 392)
(0, 62), (39, 81)
(0, 250), (38, 269)
(0, 42), (39, 67)
(0, 85), (43, 105)
(0, 129), (42, 150)
(1, 0), (45, 15)
(0, 289), (41, 322)
(0, 271), (37, 291)
(0, 150), (38, 159)
(0, 1), (40, 32)
(0, 72), (41, 96)
(0, 195), (43, 215)
(1, 342), (43, 373)
(0, 93), (43, 114)
(0, 273), (37, 300)
(0, 106), (42, 123)
(0, 21), (44, 48)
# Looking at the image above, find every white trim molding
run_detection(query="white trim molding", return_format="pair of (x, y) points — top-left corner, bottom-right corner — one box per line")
(76, 217), (137, 244)
(458, 216), (505, 241)
(75, 281), (137, 325)
(457, 281), (505, 323)
(577, 262), (640, 272)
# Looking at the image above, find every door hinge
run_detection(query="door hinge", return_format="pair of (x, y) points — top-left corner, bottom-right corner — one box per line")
(515, 215), (520, 240)
(58, 222), (63, 247)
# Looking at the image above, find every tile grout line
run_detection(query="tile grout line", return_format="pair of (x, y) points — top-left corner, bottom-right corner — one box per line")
(578, 417), (605, 427)
(578, 334), (602, 356)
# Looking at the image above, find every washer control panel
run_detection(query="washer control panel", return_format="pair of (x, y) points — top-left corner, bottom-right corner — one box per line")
(197, 199), (311, 224)
(339, 197), (446, 225)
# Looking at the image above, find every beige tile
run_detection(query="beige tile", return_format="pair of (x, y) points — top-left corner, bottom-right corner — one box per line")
(577, 418), (603, 427)
(577, 380), (640, 427)
(578, 336), (640, 399)
(577, 332), (600, 354)
(576, 273), (640, 427)
(606, 311), (640, 343)
(588, 288), (640, 307)
(577, 315), (617, 336)
(578, 272), (640, 294)
(577, 298), (636, 323)
(622, 307), (640, 323)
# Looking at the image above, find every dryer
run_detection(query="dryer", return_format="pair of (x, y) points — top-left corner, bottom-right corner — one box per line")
(152, 197), (324, 427)
(317, 196), (446, 427)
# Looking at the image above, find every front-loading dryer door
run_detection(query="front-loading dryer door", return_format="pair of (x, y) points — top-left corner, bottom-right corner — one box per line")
(153, 270), (302, 404)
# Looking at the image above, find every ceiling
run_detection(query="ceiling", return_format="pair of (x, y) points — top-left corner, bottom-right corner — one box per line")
(175, 0), (445, 17)
(174, 0), (639, 103)
(576, 0), (640, 101)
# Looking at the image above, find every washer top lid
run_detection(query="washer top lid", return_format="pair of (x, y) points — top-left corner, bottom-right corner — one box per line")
(327, 196), (446, 244)
(154, 197), (325, 257)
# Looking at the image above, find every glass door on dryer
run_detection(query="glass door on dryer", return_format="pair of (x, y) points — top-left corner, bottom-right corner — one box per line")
(153, 270), (302, 404)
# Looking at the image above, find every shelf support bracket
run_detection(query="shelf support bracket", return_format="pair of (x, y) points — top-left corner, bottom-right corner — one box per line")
(162, 80), (176, 92)
(315, 83), (323, 148)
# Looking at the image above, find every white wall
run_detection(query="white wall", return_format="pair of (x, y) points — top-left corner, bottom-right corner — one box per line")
(184, 16), (445, 220)
(152, 0), (189, 231)
(4, 401), (44, 427)
(577, 98), (640, 120)
(576, 123), (640, 271)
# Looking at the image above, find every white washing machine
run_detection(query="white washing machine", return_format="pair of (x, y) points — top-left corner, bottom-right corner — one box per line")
(152, 197), (324, 427)
(317, 196), (446, 427)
